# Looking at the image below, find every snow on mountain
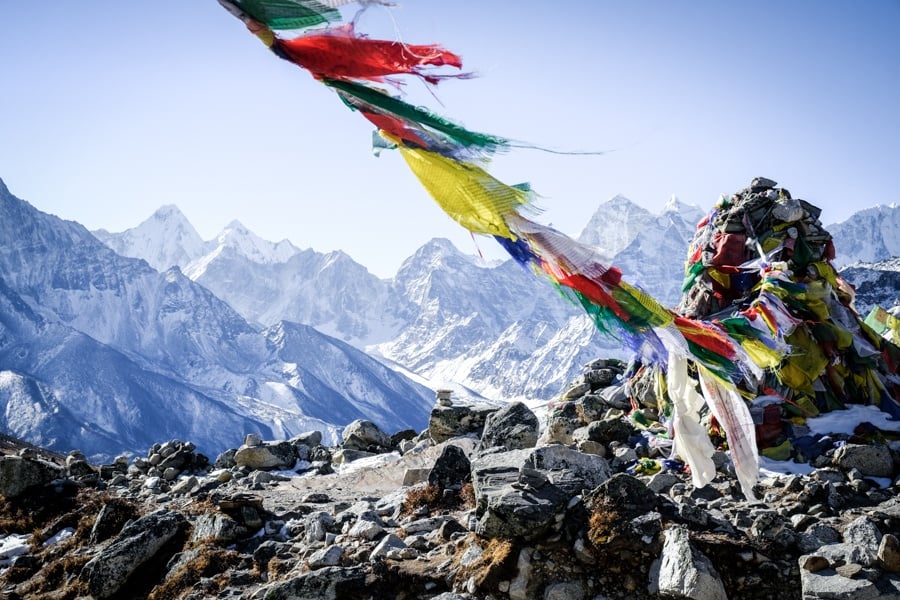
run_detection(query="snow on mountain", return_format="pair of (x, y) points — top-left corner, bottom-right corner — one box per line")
(82, 186), (900, 412)
(187, 246), (405, 344)
(839, 257), (900, 315)
(187, 220), (301, 276)
(373, 238), (626, 403)
(579, 195), (702, 308)
(0, 179), (433, 459)
(827, 204), (900, 268)
(577, 194), (654, 257)
(93, 205), (205, 272)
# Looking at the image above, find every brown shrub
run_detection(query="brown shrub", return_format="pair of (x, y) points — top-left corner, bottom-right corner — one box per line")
(587, 499), (623, 546)
(458, 482), (476, 509)
(148, 545), (243, 600)
(400, 483), (442, 515)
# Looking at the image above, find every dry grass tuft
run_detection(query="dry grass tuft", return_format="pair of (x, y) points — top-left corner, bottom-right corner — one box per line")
(148, 545), (243, 600)
(587, 499), (624, 546)
(400, 483), (442, 515)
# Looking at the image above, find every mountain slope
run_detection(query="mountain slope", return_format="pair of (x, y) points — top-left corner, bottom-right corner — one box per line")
(839, 257), (900, 315)
(827, 204), (900, 268)
(0, 179), (433, 459)
(93, 205), (206, 272)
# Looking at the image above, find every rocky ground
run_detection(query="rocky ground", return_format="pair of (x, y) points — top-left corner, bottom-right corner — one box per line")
(1, 376), (899, 599)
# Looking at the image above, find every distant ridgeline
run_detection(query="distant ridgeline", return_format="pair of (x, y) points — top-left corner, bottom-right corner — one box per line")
(674, 176), (900, 436)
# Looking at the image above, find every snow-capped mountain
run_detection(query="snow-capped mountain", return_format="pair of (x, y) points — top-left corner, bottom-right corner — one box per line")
(185, 220), (301, 277)
(374, 238), (626, 402)
(580, 195), (703, 308)
(93, 205), (206, 272)
(827, 204), (900, 268)
(98, 195), (706, 404)
(0, 178), (434, 460)
(839, 257), (900, 315)
(91, 188), (900, 412)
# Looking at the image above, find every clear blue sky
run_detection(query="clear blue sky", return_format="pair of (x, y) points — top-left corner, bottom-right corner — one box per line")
(1, 1), (898, 277)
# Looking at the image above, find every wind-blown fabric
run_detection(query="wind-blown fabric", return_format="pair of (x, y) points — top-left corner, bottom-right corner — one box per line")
(216, 0), (900, 498)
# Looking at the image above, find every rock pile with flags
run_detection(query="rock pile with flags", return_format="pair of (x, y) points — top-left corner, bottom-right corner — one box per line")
(673, 177), (900, 459)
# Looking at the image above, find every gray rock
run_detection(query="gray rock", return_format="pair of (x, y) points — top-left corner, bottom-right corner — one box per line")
(585, 418), (634, 445)
(89, 502), (135, 545)
(475, 478), (569, 541)
(244, 433), (263, 447)
(648, 472), (681, 494)
(879, 535), (900, 572)
(562, 381), (591, 399)
(331, 448), (376, 465)
(799, 523), (842, 553)
(576, 394), (607, 423)
(214, 448), (237, 469)
(170, 476), (198, 496)
(526, 445), (611, 496)
(370, 533), (406, 559)
(800, 568), (900, 599)
(429, 402), (498, 443)
(480, 401), (539, 451)
(259, 565), (367, 600)
(471, 449), (533, 514)
(190, 512), (249, 544)
(347, 519), (384, 541)
(508, 548), (533, 600)
(304, 512), (335, 543)
(0, 456), (65, 498)
(544, 581), (586, 600)
(588, 473), (657, 516)
(653, 525), (727, 600)
(538, 402), (581, 445)
(428, 444), (471, 489)
(290, 430), (323, 448)
(833, 444), (894, 478)
(341, 419), (391, 451)
(234, 441), (296, 470)
(843, 516), (883, 554)
(307, 545), (344, 569)
(81, 509), (184, 599)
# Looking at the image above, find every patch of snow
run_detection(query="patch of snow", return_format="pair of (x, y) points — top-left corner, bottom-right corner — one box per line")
(42, 527), (75, 547)
(806, 405), (900, 436)
(0, 533), (31, 565)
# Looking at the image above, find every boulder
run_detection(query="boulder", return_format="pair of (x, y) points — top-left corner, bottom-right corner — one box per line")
(429, 402), (498, 443)
(428, 444), (471, 490)
(471, 448), (570, 541)
(480, 401), (539, 451)
(307, 545), (344, 570)
(587, 473), (657, 517)
(652, 525), (727, 600)
(0, 456), (64, 498)
(81, 509), (185, 599)
(341, 419), (391, 451)
(258, 566), (367, 600)
(234, 441), (296, 470)
(834, 444), (894, 478)
(371, 533), (406, 559)
(290, 430), (323, 448)
(190, 512), (250, 544)
(538, 402), (582, 445)
(526, 445), (611, 496)
(475, 479), (569, 542)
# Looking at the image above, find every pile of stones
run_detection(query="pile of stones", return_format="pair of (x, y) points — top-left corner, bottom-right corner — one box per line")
(1, 390), (898, 599)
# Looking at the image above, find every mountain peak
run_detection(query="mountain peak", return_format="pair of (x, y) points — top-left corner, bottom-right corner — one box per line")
(212, 221), (299, 265)
(91, 204), (205, 271)
(0, 177), (9, 197)
(151, 204), (187, 221)
(578, 194), (653, 255)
